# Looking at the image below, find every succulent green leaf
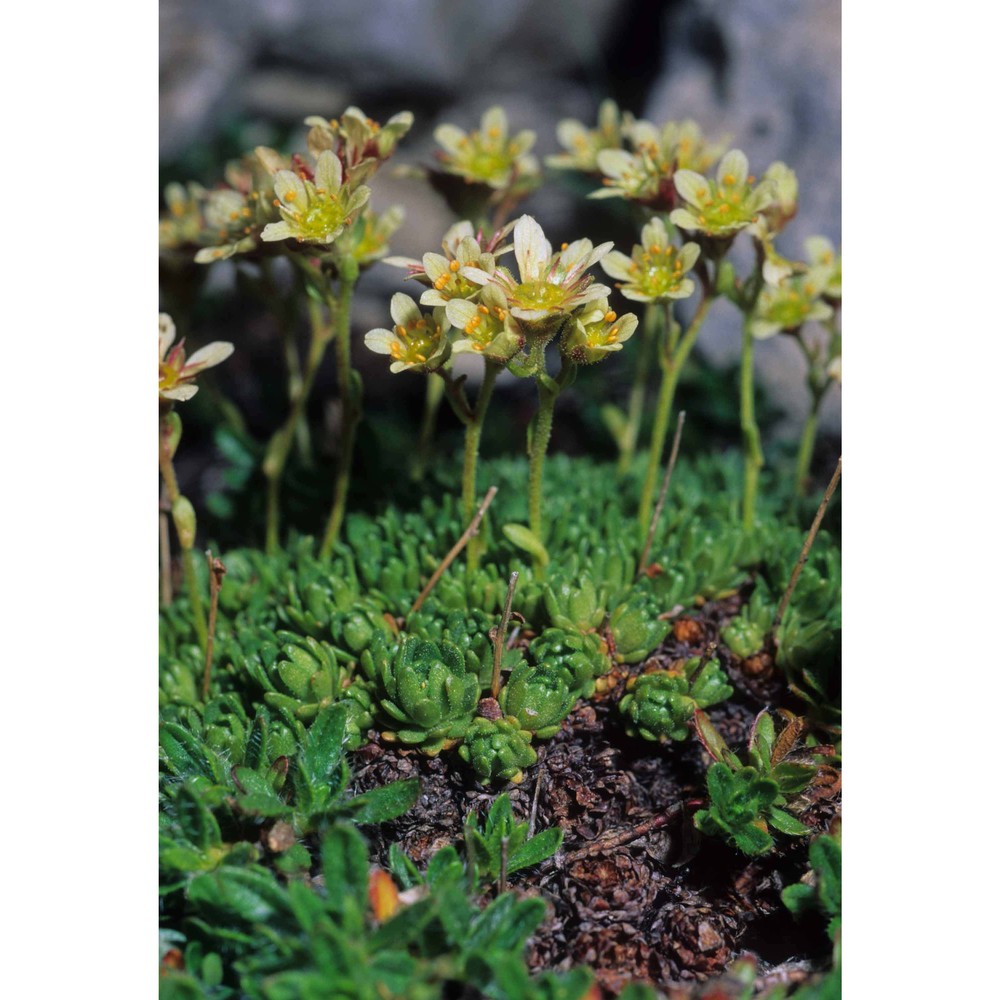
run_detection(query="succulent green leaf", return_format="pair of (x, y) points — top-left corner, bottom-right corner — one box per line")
(503, 523), (549, 566)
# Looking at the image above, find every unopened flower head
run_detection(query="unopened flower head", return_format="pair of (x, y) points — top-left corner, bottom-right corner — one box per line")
(804, 236), (842, 301)
(159, 182), (207, 250)
(629, 118), (727, 174)
(599, 217), (700, 303)
(433, 106), (539, 190)
(561, 297), (638, 365)
(749, 274), (834, 339)
(759, 161), (798, 233)
(463, 215), (613, 338)
(158, 313), (234, 406)
(305, 107), (413, 169)
(261, 150), (371, 245)
(670, 150), (776, 238)
(546, 99), (625, 173)
(444, 284), (524, 363)
(364, 294), (450, 373)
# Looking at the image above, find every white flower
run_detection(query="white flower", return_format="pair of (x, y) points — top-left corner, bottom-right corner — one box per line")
(364, 294), (450, 373)
(159, 314), (234, 403)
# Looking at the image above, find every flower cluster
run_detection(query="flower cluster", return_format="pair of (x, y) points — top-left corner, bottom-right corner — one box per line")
(545, 99), (626, 173)
(159, 106), (412, 265)
(582, 115), (728, 210)
(367, 214), (635, 373)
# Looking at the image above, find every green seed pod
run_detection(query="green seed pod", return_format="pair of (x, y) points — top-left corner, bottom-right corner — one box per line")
(162, 411), (182, 459)
(171, 496), (197, 550)
(458, 716), (537, 785)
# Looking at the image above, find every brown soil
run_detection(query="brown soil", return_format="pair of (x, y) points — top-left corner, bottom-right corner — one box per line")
(349, 593), (840, 997)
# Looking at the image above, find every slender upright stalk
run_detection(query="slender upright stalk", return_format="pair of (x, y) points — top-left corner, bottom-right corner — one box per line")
(740, 318), (765, 531)
(637, 295), (713, 534)
(412, 375), (446, 481)
(491, 572), (519, 699)
(462, 361), (500, 570)
(794, 394), (822, 497)
(637, 410), (686, 576)
(527, 359), (574, 547)
(159, 417), (207, 649)
(320, 262), (361, 558)
(263, 296), (332, 555)
(615, 303), (659, 475)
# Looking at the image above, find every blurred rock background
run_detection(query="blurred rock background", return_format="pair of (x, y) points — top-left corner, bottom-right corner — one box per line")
(160, 0), (840, 457)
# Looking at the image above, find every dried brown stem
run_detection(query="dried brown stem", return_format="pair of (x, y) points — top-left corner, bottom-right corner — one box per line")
(563, 806), (681, 862)
(637, 410), (686, 577)
(772, 456), (842, 641)
(202, 552), (227, 700)
(528, 762), (545, 838)
(491, 571), (519, 699)
(159, 506), (173, 606)
(408, 486), (498, 615)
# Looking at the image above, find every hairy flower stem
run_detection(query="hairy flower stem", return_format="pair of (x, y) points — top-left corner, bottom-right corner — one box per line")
(263, 296), (332, 555)
(616, 304), (659, 475)
(637, 295), (713, 535)
(462, 362), (500, 570)
(320, 264), (361, 558)
(411, 375), (446, 481)
(158, 418), (207, 649)
(527, 359), (574, 554)
(740, 319), (765, 531)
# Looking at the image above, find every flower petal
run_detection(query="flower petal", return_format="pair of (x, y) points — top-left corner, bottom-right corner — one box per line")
(274, 170), (308, 207)
(159, 314), (176, 360)
(717, 149), (749, 187)
(672, 169), (708, 207)
(434, 124), (467, 157)
(364, 328), (396, 355)
(513, 215), (551, 283)
(184, 341), (235, 373)
(600, 251), (636, 282)
(161, 384), (199, 402)
(314, 150), (343, 193)
(389, 293), (422, 329)
(481, 106), (508, 141)
(669, 208), (702, 232)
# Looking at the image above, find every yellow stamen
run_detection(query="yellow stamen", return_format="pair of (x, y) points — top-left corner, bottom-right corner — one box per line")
(449, 259), (461, 272)
(561, 242), (569, 251)
(604, 311), (616, 323)
(478, 304), (489, 314)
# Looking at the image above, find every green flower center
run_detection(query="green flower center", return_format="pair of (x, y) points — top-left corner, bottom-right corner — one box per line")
(390, 319), (441, 365)
(696, 183), (755, 231)
(284, 189), (346, 241)
(512, 281), (568, 311)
